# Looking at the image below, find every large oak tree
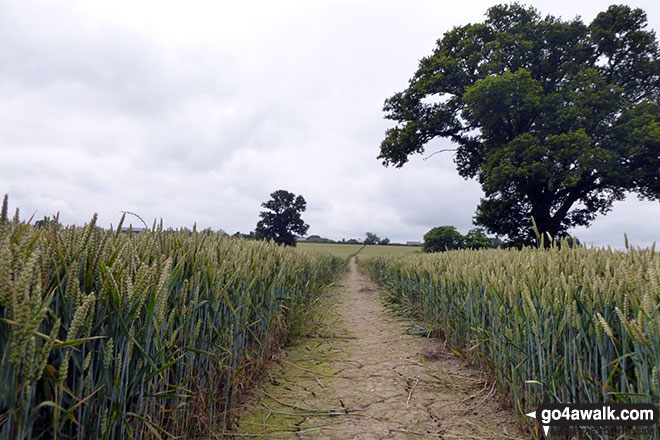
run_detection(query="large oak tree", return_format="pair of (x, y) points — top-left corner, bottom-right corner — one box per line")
(379, 4), (660, 245)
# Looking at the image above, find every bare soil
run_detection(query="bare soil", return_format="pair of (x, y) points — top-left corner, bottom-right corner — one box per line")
(224, 257), (527, 439)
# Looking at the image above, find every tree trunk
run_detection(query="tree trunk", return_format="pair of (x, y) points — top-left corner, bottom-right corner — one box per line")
(530, 205), (561, 247)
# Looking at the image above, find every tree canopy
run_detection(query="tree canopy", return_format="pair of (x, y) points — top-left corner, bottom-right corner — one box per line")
(364, 232), (391, 245)
(379, 4), (660, 245)
(463, 227), (492, 249)
(255, 190), (309, 246)
(423, 226), (501, 252)
(423, 226), (464, 252)
(364, 232), (381, 245)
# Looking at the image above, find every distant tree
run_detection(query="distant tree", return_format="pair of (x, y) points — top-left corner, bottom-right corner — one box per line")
(379, 4), (660, 245)
(255, 190), (309, 246)
(233, 231), (256, 240)
(306, 235), (334, 243)
(364, 232), (381, 245)
(464, 228), (493, 249)
(379, 237), (391, 245)
(489, 237), (505, 249)
(423, 226), (464, 252)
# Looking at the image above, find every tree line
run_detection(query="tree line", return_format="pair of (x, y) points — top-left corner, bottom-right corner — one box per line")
(422, 226), (503, 252)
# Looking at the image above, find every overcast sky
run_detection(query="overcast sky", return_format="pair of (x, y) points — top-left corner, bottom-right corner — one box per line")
(1, 0), (659, 247)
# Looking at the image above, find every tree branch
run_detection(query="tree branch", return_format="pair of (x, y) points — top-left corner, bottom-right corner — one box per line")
(422, 148), (458, 161)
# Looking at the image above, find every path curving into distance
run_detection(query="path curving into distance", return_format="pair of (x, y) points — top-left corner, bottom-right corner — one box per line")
(227, 257), (525, 439)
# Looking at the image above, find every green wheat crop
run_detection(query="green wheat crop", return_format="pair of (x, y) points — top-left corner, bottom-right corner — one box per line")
(0, 196), (343, 439)
(361, 241), (659, 435)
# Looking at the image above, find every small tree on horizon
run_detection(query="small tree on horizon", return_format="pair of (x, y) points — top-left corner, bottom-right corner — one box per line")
(422, 226), (464, 252)
(255, 190), (309, 246)
(364, 232), (381, 245)
(464, 228), (492, 249)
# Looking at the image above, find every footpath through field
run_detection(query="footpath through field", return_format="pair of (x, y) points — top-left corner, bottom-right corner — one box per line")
(226, 257), (525, 439)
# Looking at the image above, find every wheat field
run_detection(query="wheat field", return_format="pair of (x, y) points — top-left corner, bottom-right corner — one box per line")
(0, 200), (343, 440)
(361, 242), (660, 424)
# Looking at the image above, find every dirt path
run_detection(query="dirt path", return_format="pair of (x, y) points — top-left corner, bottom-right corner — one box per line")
(227, 257), (526, 439)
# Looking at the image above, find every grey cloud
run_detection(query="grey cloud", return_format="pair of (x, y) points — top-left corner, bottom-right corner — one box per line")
(0, 0), (658, 247)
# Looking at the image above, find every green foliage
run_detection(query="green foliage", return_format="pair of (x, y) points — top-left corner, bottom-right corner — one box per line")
(233, 230), (256, 240)
(364, 233), (391, 245)
(423, 226), (507, 251)
(422, 226), (464, 252)
(362, 243), (660, 429)
(379, 3), (660, 244)
(364, 232), (380, 245)
(364, 232), (379, 245)
(0, 197), (342, 439)
(304, 235), (333, 243)
(463, 228), (492, 249)
(255, 190), (309, 247)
